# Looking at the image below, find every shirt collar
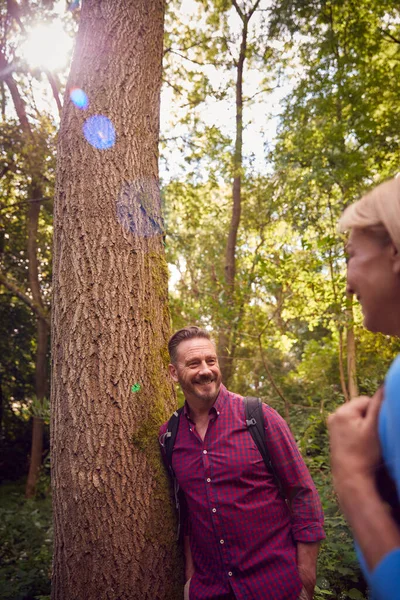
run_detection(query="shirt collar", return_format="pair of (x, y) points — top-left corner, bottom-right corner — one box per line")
(183, 383), (229, 419)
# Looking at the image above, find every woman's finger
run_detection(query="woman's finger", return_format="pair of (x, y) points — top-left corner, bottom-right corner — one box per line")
(365, 386), (384, 426)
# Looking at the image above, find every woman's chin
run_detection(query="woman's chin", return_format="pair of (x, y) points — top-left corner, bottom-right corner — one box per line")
(363, 313), (393, 336)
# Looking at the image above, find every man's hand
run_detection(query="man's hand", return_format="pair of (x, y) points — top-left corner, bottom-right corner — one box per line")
(327, 387), (384, 490)
(298, 565), (316, 599)
(297, 542), (319, 599)
(184, 535), (195, 582)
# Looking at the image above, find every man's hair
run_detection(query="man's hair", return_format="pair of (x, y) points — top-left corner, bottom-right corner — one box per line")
(338, 176), (400, 251)
(168, 326), (212, 364)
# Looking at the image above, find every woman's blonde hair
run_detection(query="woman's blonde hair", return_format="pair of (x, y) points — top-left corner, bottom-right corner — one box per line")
(338, 176), (400, 251)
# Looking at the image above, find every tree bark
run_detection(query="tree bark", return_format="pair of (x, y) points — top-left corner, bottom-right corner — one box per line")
(51, 1), (182, 599)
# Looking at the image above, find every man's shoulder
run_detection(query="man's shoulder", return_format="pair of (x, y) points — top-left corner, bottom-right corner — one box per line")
(243, 397), (289, 430)
(159, 420), (168, 436)
(225, 389), (278, 418)
(159, 406), (184, 436)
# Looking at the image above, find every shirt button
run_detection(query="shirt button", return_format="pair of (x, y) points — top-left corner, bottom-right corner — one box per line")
(217, 411), (220, 415)
(220, 539), (224, 544)
(203, 450), (207, 454)
(212, 508), (217, 513)
(206, 478), (211, 483)
(228, 571), (233, 577)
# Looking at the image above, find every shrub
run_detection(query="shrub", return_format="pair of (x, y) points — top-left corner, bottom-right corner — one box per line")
(0, 481), (51, 600)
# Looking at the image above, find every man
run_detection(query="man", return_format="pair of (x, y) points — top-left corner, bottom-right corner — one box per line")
(159, 326), (325, 600)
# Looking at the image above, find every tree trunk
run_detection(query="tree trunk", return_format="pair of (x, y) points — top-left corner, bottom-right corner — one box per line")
(51, 1), (182, 599)
(218, 0), (261, 386)
(25, 317), (49, 497)
(346, 292), (359, 399)
(338, 327), (350, 402)
(218, 17), (247, 386)
(25, 190), (49, 498)
(0, 372), (3, 435)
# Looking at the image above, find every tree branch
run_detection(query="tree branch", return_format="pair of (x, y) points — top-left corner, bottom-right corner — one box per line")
(0, 271), (50, 325)
(380, 28), (400, 45)
(0, 197), (52, 213)
(248, 0), (262, 20)
(45, 70), (62, 116)
(232, 0), (245, 22)
(0, 50), (31, 137)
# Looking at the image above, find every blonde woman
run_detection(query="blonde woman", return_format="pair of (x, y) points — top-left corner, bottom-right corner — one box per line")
(328, 177), (400, 600)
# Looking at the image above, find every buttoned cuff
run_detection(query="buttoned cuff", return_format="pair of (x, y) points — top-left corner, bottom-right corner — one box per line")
(291, 523), (326, 543)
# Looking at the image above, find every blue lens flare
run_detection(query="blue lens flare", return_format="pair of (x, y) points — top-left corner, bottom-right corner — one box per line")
(68, 0), (80, 10)
(83, 115), (116, 150)
(116, 181), (165, 238)
(70, 88), (88, 109)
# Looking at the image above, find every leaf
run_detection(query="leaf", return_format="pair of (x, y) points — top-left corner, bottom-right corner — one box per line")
(347, 589), (365, 599)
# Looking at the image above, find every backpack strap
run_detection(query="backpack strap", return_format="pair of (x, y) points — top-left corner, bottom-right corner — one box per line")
(162, 406), (185, 540)
(164, 406), (184, 471)
(244, 396), (286, 499)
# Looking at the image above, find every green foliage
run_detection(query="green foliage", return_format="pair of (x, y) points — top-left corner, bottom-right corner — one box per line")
(0, 481), (52, 600)
(299, 414), (367, 599)
(0, 297), (37, 482)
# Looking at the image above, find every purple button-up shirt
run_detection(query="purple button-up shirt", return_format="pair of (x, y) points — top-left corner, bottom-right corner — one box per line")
(160, 385), (325, 600)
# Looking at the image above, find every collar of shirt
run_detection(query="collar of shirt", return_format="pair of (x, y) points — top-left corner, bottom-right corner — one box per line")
(183, 383), (230, 422)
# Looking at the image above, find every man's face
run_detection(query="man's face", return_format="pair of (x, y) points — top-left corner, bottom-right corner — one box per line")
(346, 228), (400, 335)
(169, 338), (222, 405)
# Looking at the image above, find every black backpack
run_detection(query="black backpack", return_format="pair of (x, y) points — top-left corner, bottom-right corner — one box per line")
(162, 396), (285, 539)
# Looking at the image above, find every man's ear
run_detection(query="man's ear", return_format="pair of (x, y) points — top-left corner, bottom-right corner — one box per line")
(168, 363), (179, 383)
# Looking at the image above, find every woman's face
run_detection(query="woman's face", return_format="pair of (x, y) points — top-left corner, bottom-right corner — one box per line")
(346, 228), (400, 336)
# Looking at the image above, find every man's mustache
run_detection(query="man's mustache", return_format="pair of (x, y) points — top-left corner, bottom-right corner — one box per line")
(194, 375), (216, 384)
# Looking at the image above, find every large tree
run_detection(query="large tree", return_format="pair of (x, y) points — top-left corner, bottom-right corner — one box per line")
(51, 1), (182, 598)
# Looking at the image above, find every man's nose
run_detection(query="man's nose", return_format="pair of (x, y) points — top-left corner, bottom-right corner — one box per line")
(198, 362), (212, 374)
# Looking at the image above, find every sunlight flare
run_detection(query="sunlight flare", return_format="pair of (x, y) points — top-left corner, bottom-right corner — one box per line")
(19, 21), (73, 72)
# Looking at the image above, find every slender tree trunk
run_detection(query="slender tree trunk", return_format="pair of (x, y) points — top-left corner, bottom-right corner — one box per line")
(328, 11), (359, 402)
(51, 2), (182, 598)
(0, 372), (3, 434)
(25, 317), (49, 497)
(218, 0), (261, 385)
(346, 292), (359, 399)
(218, 18), (247, 385)
(25, 191), (49, 497)
(338, 327), (350, 402)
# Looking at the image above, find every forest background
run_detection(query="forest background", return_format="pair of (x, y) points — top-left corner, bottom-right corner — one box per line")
(1, 0), (400, 599)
